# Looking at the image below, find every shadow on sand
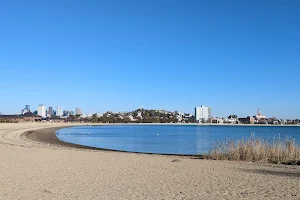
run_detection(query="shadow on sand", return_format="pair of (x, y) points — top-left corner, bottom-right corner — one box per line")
(240, 168), (300, 178)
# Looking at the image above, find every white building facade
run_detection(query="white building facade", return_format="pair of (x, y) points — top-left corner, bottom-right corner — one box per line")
(195, 106), (211, 122)
(76, 107), (83, 116)
(38, 104), (46, 117)
(56, 106), (63, 117)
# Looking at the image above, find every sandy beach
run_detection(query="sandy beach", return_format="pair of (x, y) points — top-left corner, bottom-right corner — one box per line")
(0, 123), (299, 199)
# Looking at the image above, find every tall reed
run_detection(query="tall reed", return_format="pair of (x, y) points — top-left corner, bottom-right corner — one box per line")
(211, 134), (300, 165)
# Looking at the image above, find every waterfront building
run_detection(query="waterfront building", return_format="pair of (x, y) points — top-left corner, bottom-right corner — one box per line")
(137, 111), (143, 119)
(238, 116), (255, 124)
(56, 106), (63, 117)
(255, 108), (266, 120)
(211, 117), (224, 124)
(96, 113), (103, 117)
(38, 104), (46, 117)
(128, 115), (135, 121)
(76, 107), (82, 116)
(195, 106), (211, 122)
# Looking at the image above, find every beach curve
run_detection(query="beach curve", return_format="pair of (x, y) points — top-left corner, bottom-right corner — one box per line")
(0, 123), (299, 199)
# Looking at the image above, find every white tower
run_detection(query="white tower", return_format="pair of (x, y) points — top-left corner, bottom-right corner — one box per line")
(195, 106), (211, 122)
(56, 106), (63, 117)
(38, 104), (46, 117)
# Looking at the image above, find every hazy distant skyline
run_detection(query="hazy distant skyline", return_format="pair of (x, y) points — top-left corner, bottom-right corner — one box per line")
(0, 1), (300, 119)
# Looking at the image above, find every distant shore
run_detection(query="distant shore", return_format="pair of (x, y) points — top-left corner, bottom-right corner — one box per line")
(194, 123), (300, 127)
(54, 122), (300, 127)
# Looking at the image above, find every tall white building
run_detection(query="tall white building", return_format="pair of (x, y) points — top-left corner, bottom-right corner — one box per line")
(195, 106), (211, 122)
(76, 107), (82, 116)
(56, 106), (63, 117)
(38, 104), (46, 117)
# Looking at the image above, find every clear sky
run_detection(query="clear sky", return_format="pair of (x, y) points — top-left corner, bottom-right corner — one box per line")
(0, 0), (299, 118)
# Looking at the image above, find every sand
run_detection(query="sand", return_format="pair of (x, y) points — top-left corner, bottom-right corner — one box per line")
(0, 123), (299, 200)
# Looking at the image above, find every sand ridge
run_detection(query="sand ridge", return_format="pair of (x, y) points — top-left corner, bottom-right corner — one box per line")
(0, 123), (299, 200)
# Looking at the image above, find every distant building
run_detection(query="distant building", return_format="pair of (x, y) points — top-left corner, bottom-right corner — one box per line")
(21, 105), (31, 115)
(38, 104), (46, 117)
(239, 116), (255, 124)
(128, 115), (135, 121)
(69, 111), (75, 116)
(255, 108), (266, 120)
(96, 113), (103, 117)
(137, 111), (143, 119)
(25, 105), (30, 112)
(195, 106), (211, 122)
(211, 117), (224, 124)
(63, 110), (70, 117)
(76, 107), (82, 116)
(56, 106), (63, 117)
(48, 116), (66, 123)
(48, 107), (53, 116)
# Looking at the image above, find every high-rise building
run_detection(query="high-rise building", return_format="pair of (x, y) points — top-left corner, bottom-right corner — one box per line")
(48, 107), (53, 116)
(56, 106), (63, 117)
(38, 104), (46, 117)
(75, 107), (82, 116)
(63, 110), (70, 117)
(25, 105), (30, 112)
(22, 105), (31, 115)
(195, 106), (211, 122)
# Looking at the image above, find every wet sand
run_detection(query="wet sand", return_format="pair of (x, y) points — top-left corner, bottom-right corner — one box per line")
(25, 126), (102, 151)
(0, 123), (299, 199)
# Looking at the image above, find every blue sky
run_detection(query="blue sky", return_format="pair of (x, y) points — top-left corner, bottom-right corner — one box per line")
(0, 0), (299, 118)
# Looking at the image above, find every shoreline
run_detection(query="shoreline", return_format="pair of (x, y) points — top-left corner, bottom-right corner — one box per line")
(24, 124), (300, 159)
(0, 123), (299, 199)
(25, 126), (102, 151)
(24, 126), (203, 157)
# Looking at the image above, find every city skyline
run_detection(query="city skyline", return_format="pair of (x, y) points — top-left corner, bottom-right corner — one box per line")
(1, 103), (300, 125)
(0, 1), (300, 118)
(1, 103), (296, 121)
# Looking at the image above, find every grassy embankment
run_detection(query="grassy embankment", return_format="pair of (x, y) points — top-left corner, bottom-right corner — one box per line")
(211, 135), (300, 165)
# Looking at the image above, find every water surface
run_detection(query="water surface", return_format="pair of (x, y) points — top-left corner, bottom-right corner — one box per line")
(56, 125), (300, 155)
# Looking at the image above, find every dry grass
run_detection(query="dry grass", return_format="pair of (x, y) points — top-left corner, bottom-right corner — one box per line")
(211, 134), (300, 165)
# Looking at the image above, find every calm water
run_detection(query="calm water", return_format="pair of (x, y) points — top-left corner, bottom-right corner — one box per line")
(56, 125), (300, 155)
